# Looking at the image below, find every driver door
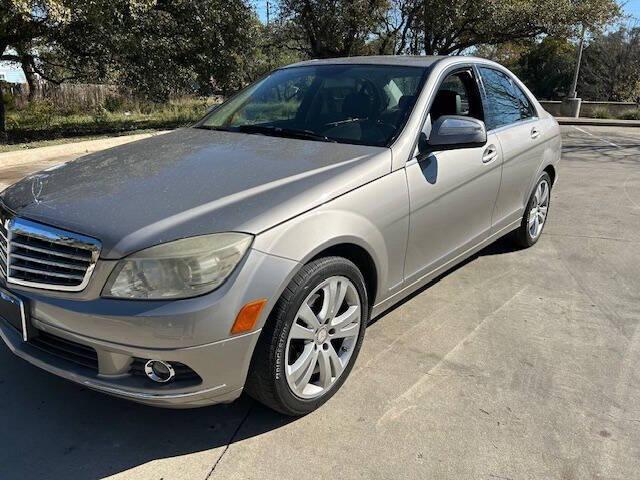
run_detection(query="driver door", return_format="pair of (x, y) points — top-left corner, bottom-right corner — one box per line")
(403, 66), (503, 282)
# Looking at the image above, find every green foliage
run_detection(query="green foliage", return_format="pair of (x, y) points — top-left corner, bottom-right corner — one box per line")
(579, 27), (640, 102)
(1, 89), (17, 111)
(618, 109), (640, 120)
(513, 37), (576, 100)
(0, 0), (260, 141)
(0, 0), (630, 144)
(278, 0), (390, 57)
(16, 100), (57, 129)
(478, 26), (640, 102)
(103, 95), (126, 113)
(589, 107), (612, 119)
(35, 0), (261, 98)
(376, 0), (621, 56)
(245, 22), (304, 80)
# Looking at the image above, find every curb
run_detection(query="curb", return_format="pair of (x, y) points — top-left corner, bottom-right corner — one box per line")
(0, 130), (171, 166)
(556, 117), (640, 127)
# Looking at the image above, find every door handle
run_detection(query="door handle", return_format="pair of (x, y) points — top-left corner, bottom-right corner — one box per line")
(531, 127), (541, 139)
(482, 145), (498, 164)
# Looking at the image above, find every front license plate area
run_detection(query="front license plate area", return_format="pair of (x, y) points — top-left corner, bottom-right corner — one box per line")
(0, 288), (29, 341)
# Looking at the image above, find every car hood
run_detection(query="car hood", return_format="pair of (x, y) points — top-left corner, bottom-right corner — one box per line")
(0, 128), (390, 259)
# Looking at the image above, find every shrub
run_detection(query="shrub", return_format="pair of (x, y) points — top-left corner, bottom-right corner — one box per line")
(18, 100), (57, 129)
(91, 106), (110, 124)
(588, 107), (612, 119)
(103, 94), (126, 113)
(2, 90), (17, 111)
(618, 109), (640, 120)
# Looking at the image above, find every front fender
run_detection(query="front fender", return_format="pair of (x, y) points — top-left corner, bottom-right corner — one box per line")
(253, 170), (410, 305)
(253, 209), (388, 300)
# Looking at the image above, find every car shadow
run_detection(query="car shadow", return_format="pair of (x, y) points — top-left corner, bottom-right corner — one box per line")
(0, 346), (295, 480)
(0, 236), (520, 480)
(369, 234), (521, 326)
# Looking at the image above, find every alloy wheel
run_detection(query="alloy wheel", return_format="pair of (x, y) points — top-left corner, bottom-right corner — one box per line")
(528, 179), (549, 239)
(285, 275), (362, 399)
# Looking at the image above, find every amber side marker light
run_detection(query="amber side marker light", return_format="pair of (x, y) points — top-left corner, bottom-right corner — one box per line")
(231, 299), (268, 334)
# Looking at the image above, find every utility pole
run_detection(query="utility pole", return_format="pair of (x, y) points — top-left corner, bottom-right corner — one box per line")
(266, 0), (270, 25)
(569, 24), (586, 99)
(564, 24), (586, 118)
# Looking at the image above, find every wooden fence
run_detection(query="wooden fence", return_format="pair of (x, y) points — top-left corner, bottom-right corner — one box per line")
(6, 83), (124, 110)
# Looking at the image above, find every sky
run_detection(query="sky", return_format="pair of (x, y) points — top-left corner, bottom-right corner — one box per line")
(626, 0), (640, 18)
(2, 0), (640, 84)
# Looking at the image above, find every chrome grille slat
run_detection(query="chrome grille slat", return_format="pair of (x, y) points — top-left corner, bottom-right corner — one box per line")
(9, 265), (85, 281)
(10, 241), (92, 261)
(0, 213), (8, 280)
(0, 205), (101, 291)
(10, 253), (88, 271)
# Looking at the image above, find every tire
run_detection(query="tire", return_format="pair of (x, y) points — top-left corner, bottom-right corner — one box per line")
(512, 172), (552, 248)
(245, 256), (368, 416)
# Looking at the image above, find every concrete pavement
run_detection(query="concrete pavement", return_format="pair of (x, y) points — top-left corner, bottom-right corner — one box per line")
(0, 125), (639, 479)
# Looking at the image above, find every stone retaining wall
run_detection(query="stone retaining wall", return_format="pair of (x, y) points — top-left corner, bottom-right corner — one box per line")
(540, 100), (639, 118)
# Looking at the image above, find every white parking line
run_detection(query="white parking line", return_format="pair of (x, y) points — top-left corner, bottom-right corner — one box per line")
(572, 126), (620, 148)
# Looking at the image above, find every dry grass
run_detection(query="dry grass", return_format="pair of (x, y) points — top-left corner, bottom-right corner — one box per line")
(4, 96), (218, 144)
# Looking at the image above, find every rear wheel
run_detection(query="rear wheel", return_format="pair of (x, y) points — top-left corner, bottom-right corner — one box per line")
(245, 256), (368, 415)
(512, 172), (551, 248)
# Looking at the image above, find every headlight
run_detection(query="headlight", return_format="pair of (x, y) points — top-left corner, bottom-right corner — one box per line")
(103, 233), (253, 299)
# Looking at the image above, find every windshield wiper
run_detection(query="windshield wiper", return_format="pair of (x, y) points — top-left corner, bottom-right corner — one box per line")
(194, 125), (234, 132)
(235, 125), (337, 143)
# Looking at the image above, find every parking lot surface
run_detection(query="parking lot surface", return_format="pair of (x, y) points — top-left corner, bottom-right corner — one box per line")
(1, 125), (639, 479)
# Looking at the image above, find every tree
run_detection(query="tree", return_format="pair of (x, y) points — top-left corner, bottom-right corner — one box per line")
(0, 0), (259, 140)
(382, 0), (620, 55)
(579, 26), (640, 101)
(277, 0), (390, 58)
(1, 1), (62, 139)
(513, 37), (576, 100)
(0, 1), (131, 139)
(273, 0), (619, 60)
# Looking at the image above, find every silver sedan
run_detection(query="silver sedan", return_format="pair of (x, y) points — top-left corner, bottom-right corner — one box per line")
(0, 56), (560, 415)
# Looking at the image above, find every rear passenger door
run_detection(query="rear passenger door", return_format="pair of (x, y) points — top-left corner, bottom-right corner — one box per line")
(477, 66), (546, 231)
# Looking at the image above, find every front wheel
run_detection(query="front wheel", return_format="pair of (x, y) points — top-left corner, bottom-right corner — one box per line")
(245, 256), (368, 415)
(512, 172), (552, 248)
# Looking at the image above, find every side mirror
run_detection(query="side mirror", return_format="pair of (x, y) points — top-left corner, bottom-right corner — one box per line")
(423, 115), (487, 153)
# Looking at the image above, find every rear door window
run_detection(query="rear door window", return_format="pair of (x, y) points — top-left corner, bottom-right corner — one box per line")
(478, 67), (536, 130)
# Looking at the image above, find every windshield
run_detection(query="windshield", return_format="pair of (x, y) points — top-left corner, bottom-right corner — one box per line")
(197, 64), (428, 147)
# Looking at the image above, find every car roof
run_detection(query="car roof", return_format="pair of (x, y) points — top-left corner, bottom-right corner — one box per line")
(283, 55), (444, 69)
(282, 55), (503, 71)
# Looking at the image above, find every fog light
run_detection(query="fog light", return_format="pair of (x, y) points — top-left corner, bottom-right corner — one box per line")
(144, 360), (176, 383)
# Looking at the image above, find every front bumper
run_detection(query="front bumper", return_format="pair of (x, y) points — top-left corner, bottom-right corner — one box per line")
(0, 318), (258, 407)
(0, 249), (299, 407)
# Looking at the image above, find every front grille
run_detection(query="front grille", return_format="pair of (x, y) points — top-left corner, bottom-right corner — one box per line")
(30, 330), (99, 371)
(0, 211), (8, 279)
(0, 204), (100, 291)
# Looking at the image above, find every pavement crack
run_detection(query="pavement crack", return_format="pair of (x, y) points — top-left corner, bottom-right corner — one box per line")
(205, 404), (254, 479)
